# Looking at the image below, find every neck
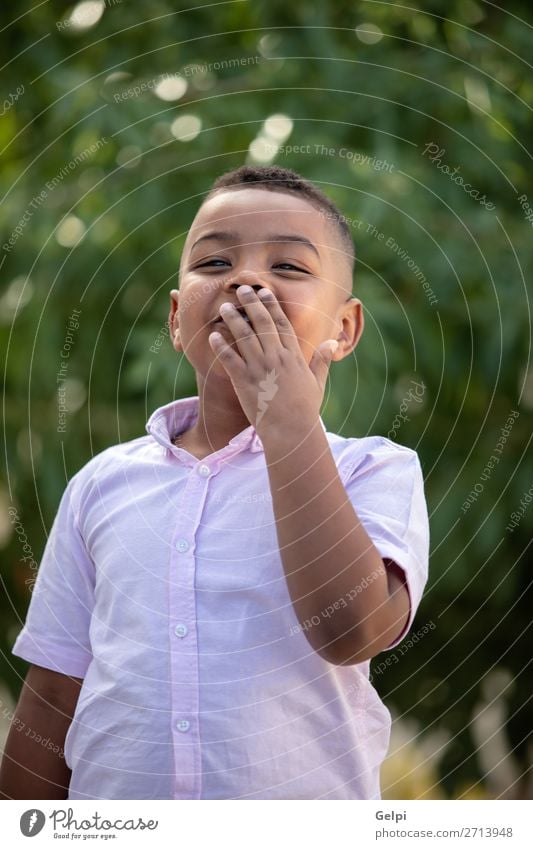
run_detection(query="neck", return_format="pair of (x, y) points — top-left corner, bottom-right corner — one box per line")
(186, 374), (251, 453)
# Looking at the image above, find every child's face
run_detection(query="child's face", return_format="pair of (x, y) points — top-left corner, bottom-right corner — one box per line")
(169, 187), (363, 379)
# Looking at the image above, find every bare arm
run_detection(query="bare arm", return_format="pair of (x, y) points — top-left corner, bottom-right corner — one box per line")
(0, 664), (83, 799)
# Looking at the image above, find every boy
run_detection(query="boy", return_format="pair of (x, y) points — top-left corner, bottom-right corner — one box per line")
(0, 165), (429, 800)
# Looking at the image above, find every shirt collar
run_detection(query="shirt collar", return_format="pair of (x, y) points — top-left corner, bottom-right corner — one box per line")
(146, 396), (327, 454)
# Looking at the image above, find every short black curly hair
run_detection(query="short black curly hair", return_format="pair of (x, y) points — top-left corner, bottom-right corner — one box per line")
(203, 165), (355, 280)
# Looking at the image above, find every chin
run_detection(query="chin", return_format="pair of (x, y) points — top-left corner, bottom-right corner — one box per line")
(194, 354), (236, 382)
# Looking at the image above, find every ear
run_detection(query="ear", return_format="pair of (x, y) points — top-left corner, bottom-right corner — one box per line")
(331, 297), (364, 361)
(169, 289), (183, 353)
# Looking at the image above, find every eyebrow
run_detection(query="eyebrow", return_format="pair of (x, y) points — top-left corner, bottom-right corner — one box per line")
(190, 231), (321, 258)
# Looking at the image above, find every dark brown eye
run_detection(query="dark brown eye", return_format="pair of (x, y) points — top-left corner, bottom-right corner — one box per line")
(275, 263), (307, 272)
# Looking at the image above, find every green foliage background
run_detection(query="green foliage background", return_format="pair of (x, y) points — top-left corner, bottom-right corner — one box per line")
(1, 0), (532, 798)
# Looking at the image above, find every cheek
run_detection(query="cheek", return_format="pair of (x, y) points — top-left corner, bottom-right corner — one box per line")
(178, 296), (209, 340)
(287, 309), (325, 343)
(178, 297), (237, 371)
(290, 308), (336, 363)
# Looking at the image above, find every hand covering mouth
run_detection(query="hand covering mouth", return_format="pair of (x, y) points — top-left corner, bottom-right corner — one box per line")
(211, 306), (251, 324)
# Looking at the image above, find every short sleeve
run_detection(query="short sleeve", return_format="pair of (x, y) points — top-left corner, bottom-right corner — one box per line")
(341, 439), (430, 651)
(11, 472), (95, 678)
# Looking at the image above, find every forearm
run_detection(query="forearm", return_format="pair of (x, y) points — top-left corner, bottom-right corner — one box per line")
(262, 417), (389, 659)
(0, 693), (72, 799)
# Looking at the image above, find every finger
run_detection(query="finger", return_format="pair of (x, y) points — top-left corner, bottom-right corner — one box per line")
(208, 330), (247, 376)
(309, 340), (338, 393)
(218, 302), (264, 361)
(255, 288), (300, 352)
(234, 285), (281, 357)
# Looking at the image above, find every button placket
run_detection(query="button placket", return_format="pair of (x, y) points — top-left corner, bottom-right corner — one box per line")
(169, 466), (214, 799)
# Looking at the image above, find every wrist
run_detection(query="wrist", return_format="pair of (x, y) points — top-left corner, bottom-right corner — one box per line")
(258, 414), (324, 454)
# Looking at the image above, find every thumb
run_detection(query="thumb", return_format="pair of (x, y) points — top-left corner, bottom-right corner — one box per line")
(309, 339), (339, 387)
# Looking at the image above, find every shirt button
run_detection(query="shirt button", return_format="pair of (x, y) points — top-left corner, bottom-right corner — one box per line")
(198, 464), (211, 477)
(176, 719), (190, 733)
(174, 624), (188, 638)
(176, 539), (189, 552)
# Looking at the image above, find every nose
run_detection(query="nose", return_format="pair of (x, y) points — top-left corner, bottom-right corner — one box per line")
(222, 270), (268, 296)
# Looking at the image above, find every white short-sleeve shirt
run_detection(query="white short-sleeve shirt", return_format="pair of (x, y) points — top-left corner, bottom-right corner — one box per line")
(12, 395), (430, 800)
